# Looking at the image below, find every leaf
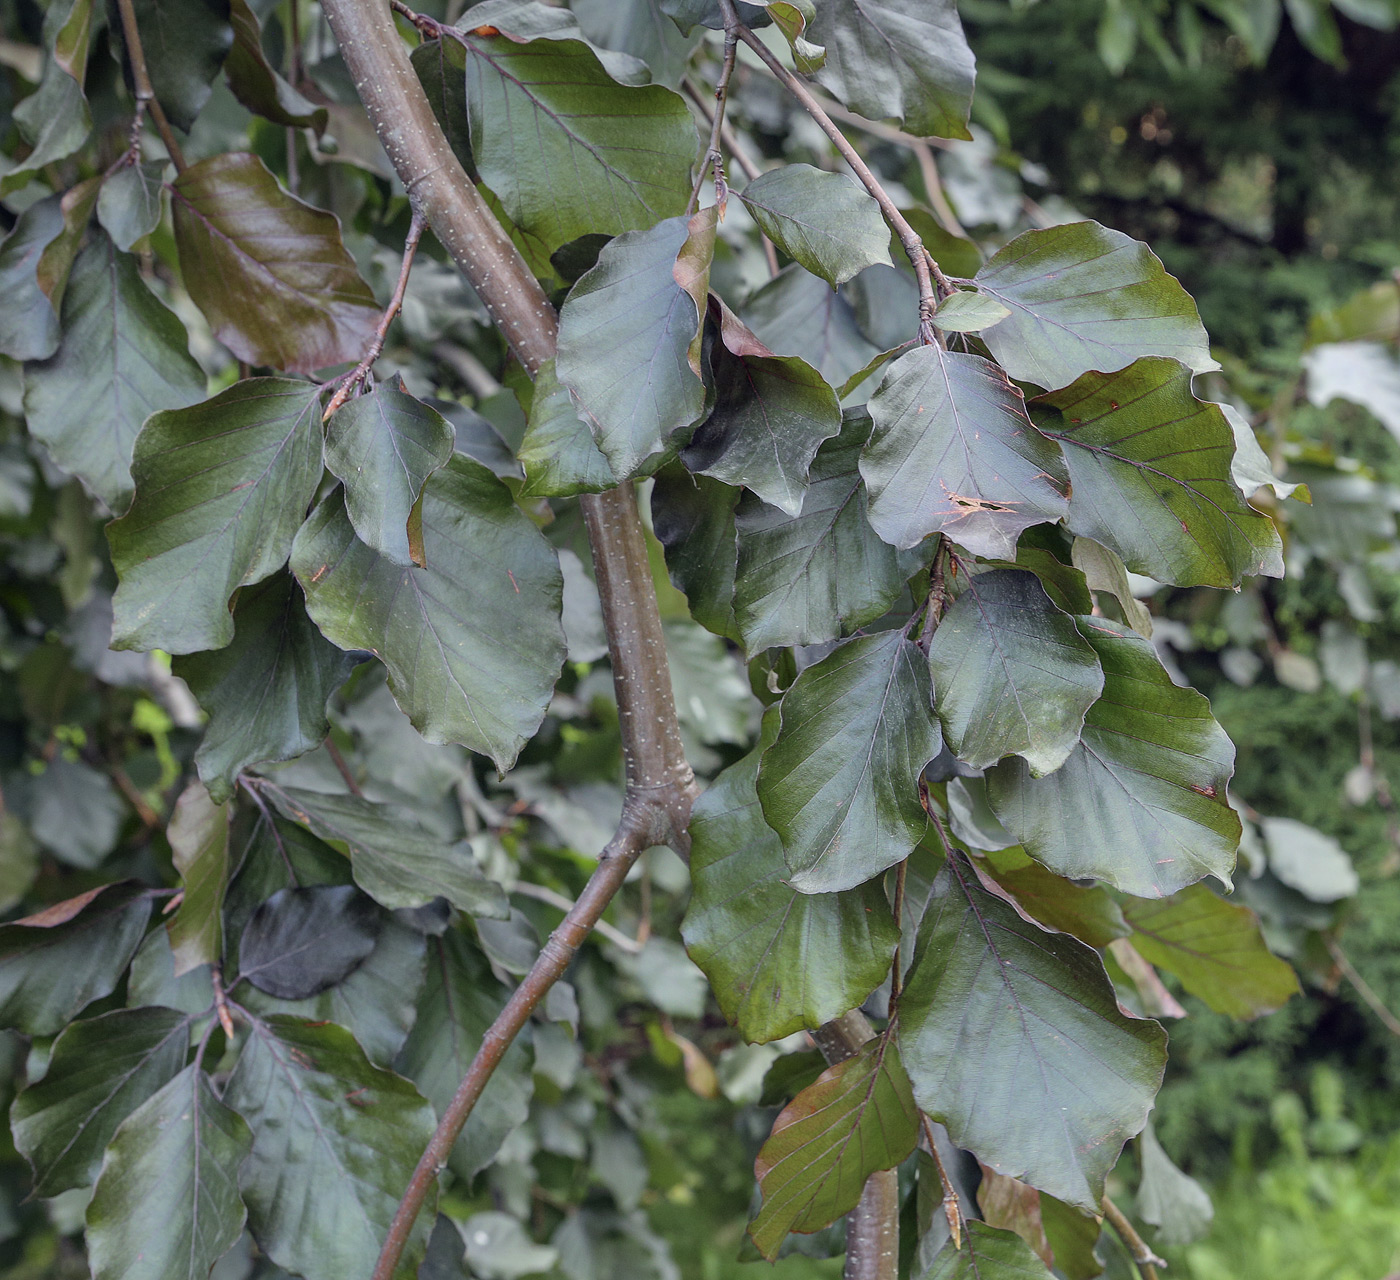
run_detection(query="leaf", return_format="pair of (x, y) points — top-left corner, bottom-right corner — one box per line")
(1071, 536), (1153, 638)
(926, 568), (1103, 776)
(517, 358), (618, 498)
(732, 407), (907, 652)
(758, 631), (941, 894)
(1304, 340), (1400, 445)
(23, 234), (206, 512)
(898, 855), (1166, 1211)
(650, 467), (741, 641)
(571, 0), (702, 88)
(933, 289), (1012, 333)
(412, 37), (474, 173)
(25, 757), (124, 867)
(325, 378), (456, 567)
(166, 781), (230, 975)
(226, 1015), (438, 1280)
(766, 0), (825, 72)
(986, 615), (1240, 899)
(682, 306), (842, 516)
(809, 0), (975, 140)
(0, 196), (68, 361)
(748, 1035), (919, 1258)
(291, 455), (565, 770)
(1221, 401), (1306, 502)
(239, 914), (427, 1067)
(0, 813), (39, 915)
(260, 783), (509, 918)
(455, 1213), (559, 1280)
(114, 0), (233, 130)
(237, 885), (381, 999)
(12, 1006), (190, 1196)
(462, 30), (696, 253)
(1260, 816), (1359, 902)
(171, 152), (380, 372)
(974, 222), (1217, 392)
(97, 161), (167, 251)
(556, 215), (707, 479)
(1, 0), (93, 196)
(174, 573), (357, 802)
(924, 1220), (1054, 1279)
(1121, 884), (1298, 1018)
(225, 0), (328, 130)
(860, 345), (1069, 558)
(741, 264), (880, 391)
(1032, 360), (1284, 588)
(1137, 1122), (1213, 1248)
(86, 1066), (252, 1280)
(0, 882), (152, 1035)
(396, 931), (534, 1179)
(974, 854), (1129, 949)
(738, 165), (892, 288)
(108, 377), (325, 654)
(977, 1168), (1053, 1269)
(682, 710), (898, 1043)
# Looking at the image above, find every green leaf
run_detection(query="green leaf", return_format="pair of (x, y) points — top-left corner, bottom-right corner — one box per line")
(898, 855), (1165, 1211)
(174, 573), (356, 801)
(463, 30), (696, 253)
(291, 456), (565, 769)
(748, 1035), (919, 1258)
(571, 0), (702, 88)
(1137, 1122), (1213, 1248)
(974, 222), (1217, 391)
(650, 467), (741, 642)
(24, 757), (124, 867)
(682, 307), (841, 516)
(0, 196), (68, 361)
(1221, 401), (1307, 502)
(97, 161), (167, 251)
(225, 0), (328, 130)
(766, 0), (825, 71)
(1031, 358), (1284, 588)
(682, 710), (898, 1043)
(1070, 536), (1153, 638)
(861, 345), (1069, 558)
(556, 215), (707, 479)
(741, 264), (880, 391)
(237, 884), (380, 999)
(226, 1015), (438, 1280)
(925, 1220), (1054, 1279)
(738, 165), (891, 288)
(12, 1006), (190, 1196)
(732, 408), (907, 652)
(172, 152), (380, 373)
(86, 1066), (252, 1280)
(396, 930), (533, 1179)
(0, 812), (39, 915)
(166, 781), (230, 975)
(758, 631), (941, 894)
(108, 377), (325, 654)
(325, 378), (456, 567)
(412, 37), (474, 173)
(926, 568), (1103, 776)
(809, 0), (975, 140)
(517, 358), (618, 498)
(1121, 884), (1298, 1018)
(113, 0), (233, 131)
(260, 782), (509, 918)
(23, 234), (206, 512)
(986, 616), (1240, 898)
(1260, 816), (1358, 902)
(454, 1212), (558, 1279)
(975, 853), (1129, 949)
(0, 883), (153, 1035)
(933, 288), (1011, 333)
(0, 0), (94, 196)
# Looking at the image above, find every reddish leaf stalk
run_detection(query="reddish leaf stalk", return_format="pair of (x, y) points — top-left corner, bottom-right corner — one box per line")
(113, 0), (186, 171)
(686, 2), (738, 216)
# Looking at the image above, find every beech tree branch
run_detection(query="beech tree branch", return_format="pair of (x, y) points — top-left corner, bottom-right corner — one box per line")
(318, 3), (696, 1275)
(113, 0), (186, 171)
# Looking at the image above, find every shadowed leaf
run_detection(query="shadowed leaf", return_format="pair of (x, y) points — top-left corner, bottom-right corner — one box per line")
(237, 885), (381, 1000)
(166, 782), (230, 975)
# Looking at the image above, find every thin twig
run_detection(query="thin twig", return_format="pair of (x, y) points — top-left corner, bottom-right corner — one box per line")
(889, 859), (908, 1003)
(114, 0), (186, 171)
(686, 7), (737, 217)
(324, 736), (364, 796)
(1102, 1195), (1166, 1276)
(511, 880), (643, 954)
(731, 23), (938, 342)
(238, 777), (299, 886)
(324, 209), (427, 419)
(920, 1114), (964, 1250)
(918, 537), (950, 652)
(210, 965), (237, 1040)
(370, 809), (656, 1280)
(1327, 936), (1400, 1038)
